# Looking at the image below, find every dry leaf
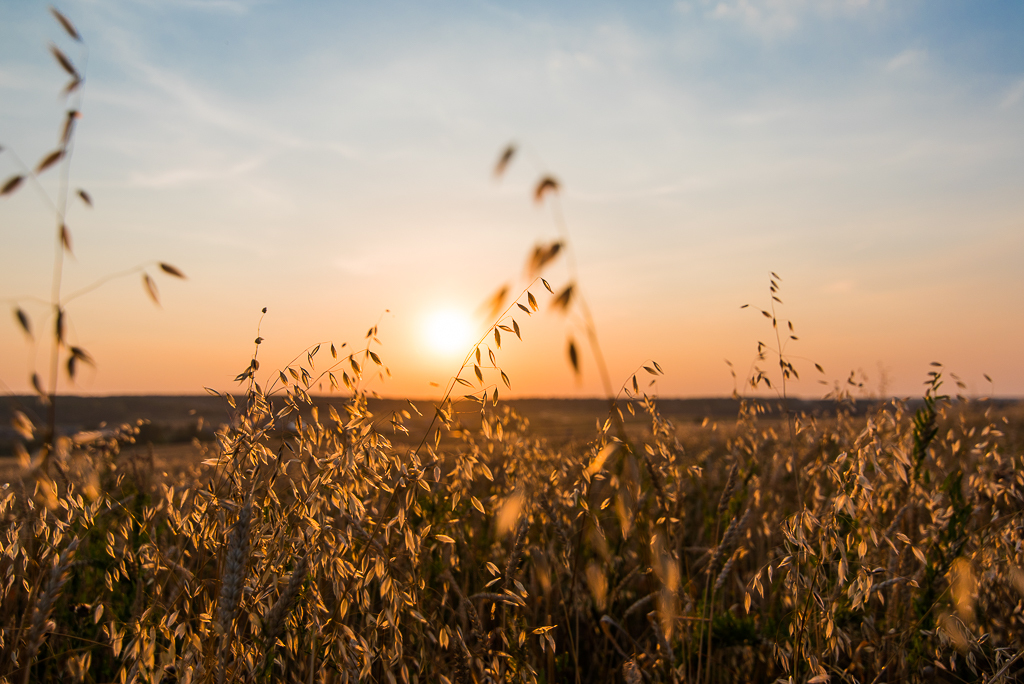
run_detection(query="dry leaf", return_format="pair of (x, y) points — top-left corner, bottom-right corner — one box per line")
(11, 411), (35, 440)
(70, 346), (93, 365)
(143, 273), (160, 305)
(36, 149), (64, 174)
(527, 241), (562, 276)
(59, 109), (80, 145)
(534, 175), (559, 203)
(31, 372), (46, 397)
(50, 7), (81, 41)
(552, 284), (574, 312)
(494, 144), (515, 178)
(481, 284), (509, 321)
(586, 442), (619, 476)
(567, 339), (579, 375)
(60, 224), (73, 254)
(1, 175), (25, 195)
(49, 44), (79, 79)
(14, 308), (32, 338)
(159, 262), (186, 278)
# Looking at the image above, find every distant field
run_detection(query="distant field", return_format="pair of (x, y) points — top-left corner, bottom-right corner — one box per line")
(11, 393), (1013, 451)
(4, 393), (1021, 484)
(0, 394), (872, 480)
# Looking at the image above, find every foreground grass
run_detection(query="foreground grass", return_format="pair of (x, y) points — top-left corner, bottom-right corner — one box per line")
(2, 350), (1023, 684)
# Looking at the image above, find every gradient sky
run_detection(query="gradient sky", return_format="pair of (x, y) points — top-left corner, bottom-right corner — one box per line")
(1, 0), (1022, 400)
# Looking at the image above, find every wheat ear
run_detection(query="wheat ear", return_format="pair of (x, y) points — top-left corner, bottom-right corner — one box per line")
(718, 462), (739, 516)
(24, 538), (80, 672)
(503, 512), (530, 591)
(258, 553), (309, 675)
(216, 501), (252, 684)
(263, 554), (308, 646)
(713, 547), (743, 593)
(708, 506), (752, 575)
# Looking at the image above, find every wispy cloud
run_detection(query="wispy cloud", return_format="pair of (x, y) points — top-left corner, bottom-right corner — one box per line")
(125, 0), (263, 15)
(885, 48), (928, 73)
(127, 155), (265, 188)
(129, 60), (306, 147)
(702, 0), (885, 37)
(1001, 78), (1024, 109)
(707, 0), (801, 36)
(84, 14), (356, 158)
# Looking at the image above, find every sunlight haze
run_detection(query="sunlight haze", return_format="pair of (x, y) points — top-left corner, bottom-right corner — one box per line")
(1, 0), (1022, 400)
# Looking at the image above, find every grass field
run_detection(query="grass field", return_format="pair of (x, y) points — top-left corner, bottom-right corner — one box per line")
(3, 378), (1024, 683)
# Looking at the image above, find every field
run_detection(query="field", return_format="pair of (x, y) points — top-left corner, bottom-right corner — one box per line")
(4, 8), (1024, 684)
(3, 382), (1024, 683)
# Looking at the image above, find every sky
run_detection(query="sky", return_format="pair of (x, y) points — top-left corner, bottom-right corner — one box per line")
(1, 0), (1022, 400)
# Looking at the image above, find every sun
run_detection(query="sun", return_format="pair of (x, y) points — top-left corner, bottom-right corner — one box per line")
(424, 309), (473, 356)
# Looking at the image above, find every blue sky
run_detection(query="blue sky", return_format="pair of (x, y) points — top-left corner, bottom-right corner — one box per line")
(1, 0), (1022, 398)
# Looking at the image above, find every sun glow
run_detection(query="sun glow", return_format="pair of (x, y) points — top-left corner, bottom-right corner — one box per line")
(424, 309), (474, 356)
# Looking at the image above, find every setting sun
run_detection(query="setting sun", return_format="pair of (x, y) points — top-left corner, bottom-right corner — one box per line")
(423, 309), (474, 356)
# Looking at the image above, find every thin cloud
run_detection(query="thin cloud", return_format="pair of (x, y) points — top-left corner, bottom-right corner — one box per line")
(128, 156), (265, 188)
(885, 48), (928, 73)
(132, 60), (301, 145)
(88, 18), (355, 158)
(703, 0), (885, 37)
(1001, 78), (1024, 109)
(708, 0), (799, 35)
(126, 0), (263, 15)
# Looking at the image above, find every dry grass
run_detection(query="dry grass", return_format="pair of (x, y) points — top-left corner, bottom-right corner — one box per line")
(3, 349), (1024, 683)
(4, 10), (1024, 684)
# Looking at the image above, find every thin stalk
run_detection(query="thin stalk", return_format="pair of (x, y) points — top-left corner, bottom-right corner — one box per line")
(41, 43), (87, 471)
(548, 196), (615, 402)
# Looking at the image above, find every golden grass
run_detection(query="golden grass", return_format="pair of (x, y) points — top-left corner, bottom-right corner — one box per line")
(5, 365), (1024, 683)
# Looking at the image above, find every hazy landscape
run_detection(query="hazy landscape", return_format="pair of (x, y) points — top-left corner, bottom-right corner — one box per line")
(3, 3), (1024, 683)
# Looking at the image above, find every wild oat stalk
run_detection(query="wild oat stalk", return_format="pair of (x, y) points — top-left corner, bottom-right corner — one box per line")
(216, 500), (252, 684)
(22, 538), (79, 683)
